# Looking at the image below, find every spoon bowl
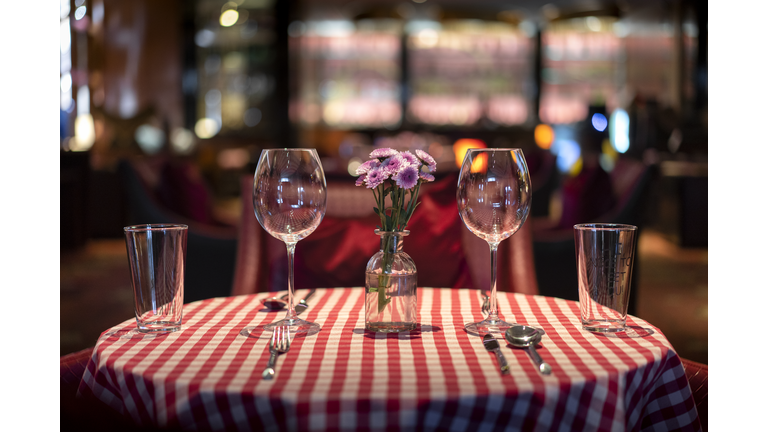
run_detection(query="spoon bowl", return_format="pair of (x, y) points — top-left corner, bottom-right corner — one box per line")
(261, 294), (289, 310)
(505, 325), (541, 348)
(505, 325), (552, 375)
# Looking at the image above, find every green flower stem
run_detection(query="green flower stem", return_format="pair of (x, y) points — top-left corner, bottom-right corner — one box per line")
(371, 178), (425, 314)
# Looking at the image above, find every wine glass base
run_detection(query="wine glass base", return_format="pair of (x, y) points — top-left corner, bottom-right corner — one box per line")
(465, 318), (518, 336)
(264, 317), (321, 336)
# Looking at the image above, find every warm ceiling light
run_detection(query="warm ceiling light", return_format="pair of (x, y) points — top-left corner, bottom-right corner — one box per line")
(220, 10), (239, 27)
(195, 118), (220, 139)
(452, 138), (487, 168)
(534, 124), (555, 149)
(71, 114), (96, 151)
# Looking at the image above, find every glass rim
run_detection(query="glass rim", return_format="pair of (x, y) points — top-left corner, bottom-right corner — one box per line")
(466, 148), (524, 152)
(574, 223), (637, 231)
(260, 148), (319, 153)
(124, 224), (189, 232)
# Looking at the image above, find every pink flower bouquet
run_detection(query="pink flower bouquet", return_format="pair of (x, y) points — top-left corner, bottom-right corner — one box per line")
(355, 148), (437, 312)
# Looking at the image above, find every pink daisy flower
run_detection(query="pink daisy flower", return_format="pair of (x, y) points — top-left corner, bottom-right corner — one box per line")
(400, 151), (420, 168)
(394, 165), (419, 189)
(365, 167), (386, 189)
(415, 149), (437, 172)
(370, 147), (399, 159)
(419, 172), (435, 182)
(381, 153), (407, 176)
(355, 159), (380, 176)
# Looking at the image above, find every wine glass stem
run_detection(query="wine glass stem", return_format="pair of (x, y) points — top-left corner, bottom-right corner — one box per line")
(285, 242), (298, 321)
(488, 241), (500, 321)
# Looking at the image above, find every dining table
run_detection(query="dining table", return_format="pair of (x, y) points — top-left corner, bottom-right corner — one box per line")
(78, 287), (702, 432)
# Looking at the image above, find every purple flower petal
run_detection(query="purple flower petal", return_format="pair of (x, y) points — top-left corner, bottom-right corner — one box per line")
(419, 172), (435, 182)
(394, 165), (419, 189)
(415, 149), (437, 172)
(370, 148), (399, 159)
(382, 153), (407, 176)
(365, 167), (386, 189)
(400, 151), (420, 168)
(355, 159), (380, 175)
(355, 176), (365, 186)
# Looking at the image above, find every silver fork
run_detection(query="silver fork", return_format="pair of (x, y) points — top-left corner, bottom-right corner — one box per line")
(261, 326), (291, 380)
(481, 291), (491, 315)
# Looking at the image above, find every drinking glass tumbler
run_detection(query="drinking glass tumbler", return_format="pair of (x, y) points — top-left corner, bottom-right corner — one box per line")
(124, 224), (188, 333)
(574, 224), (637, 332)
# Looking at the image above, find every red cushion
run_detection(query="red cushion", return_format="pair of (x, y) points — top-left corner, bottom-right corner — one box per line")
(60, 347), (92, 393)
(292, 174), (472, 290)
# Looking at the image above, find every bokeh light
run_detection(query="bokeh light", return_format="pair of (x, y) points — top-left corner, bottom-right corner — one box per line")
(452, 139), (487, 168)
(195, 29), (215, 47)
(244, 108), (262, 127)
(609, 109), (630, 153)
(217, 148), (250, 169)
(347, 157), (362, 176)
(591, 113), (608, 132)
(171, 127), (195, 154)
(220, 10), (239, 27)
(600, 139), (617, 171)
(74, 5), (86, 20)
(554, 139), (580, 173)
(534, 124), (555, 149)
(195, 118), (220, 139)
(135, 124), (165, 154)
(71, 114), (95, 151)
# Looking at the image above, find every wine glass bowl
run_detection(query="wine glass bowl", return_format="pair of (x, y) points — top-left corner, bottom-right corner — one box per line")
(252, 149), (327, 335)
(457, 149), (531, 335)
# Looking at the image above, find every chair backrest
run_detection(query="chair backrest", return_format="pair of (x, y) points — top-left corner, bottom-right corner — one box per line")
(605, 157), (656, 227)
(232, 173), (538, 295)
(118, 159), (238, 303)
(531, 157), (655, 311)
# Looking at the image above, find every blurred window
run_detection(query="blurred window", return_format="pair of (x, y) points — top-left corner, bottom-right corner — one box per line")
(289, 19), (403, 129)
(194, 0), (276, 138)
(407, 20), (533, 127)
(540, 17), (622, 125)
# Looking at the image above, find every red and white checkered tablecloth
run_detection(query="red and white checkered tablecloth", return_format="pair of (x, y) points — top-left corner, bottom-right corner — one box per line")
(79, 288), (701, 432)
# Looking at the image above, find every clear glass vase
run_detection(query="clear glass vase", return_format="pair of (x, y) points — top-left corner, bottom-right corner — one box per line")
(365, 230), (418, 332)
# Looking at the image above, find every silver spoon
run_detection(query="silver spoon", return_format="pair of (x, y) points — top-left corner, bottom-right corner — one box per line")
(260, 293), (289, 310)
(482, 334), (510, 375)
(505, 325), (552, 375)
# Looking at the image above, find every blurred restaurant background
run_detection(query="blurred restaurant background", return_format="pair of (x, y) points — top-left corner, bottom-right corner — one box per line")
(60, 0), (707, 363)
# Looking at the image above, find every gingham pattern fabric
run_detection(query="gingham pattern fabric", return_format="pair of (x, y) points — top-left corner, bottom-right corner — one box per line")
(78, 288), (701, 432)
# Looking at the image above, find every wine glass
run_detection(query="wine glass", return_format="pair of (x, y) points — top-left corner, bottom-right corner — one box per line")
(252, 148), (327, 335)
(457, 149), (531, 335)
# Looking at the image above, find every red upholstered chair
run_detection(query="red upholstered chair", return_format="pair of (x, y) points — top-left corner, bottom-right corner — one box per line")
(118, 158), (238, 303)
(232, 173), (538, 295)
(680, 357), (708, 432)
(531, 157), (656, 312)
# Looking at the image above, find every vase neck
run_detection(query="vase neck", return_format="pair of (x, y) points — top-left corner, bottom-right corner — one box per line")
(377, 230), (407, 254)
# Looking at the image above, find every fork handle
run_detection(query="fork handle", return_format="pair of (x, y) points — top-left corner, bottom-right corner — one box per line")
(267, 351), (278, 369)
(262, 352), (278, 380)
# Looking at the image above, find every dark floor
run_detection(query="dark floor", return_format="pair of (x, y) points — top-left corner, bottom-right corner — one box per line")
(60, 229), (707, 364)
